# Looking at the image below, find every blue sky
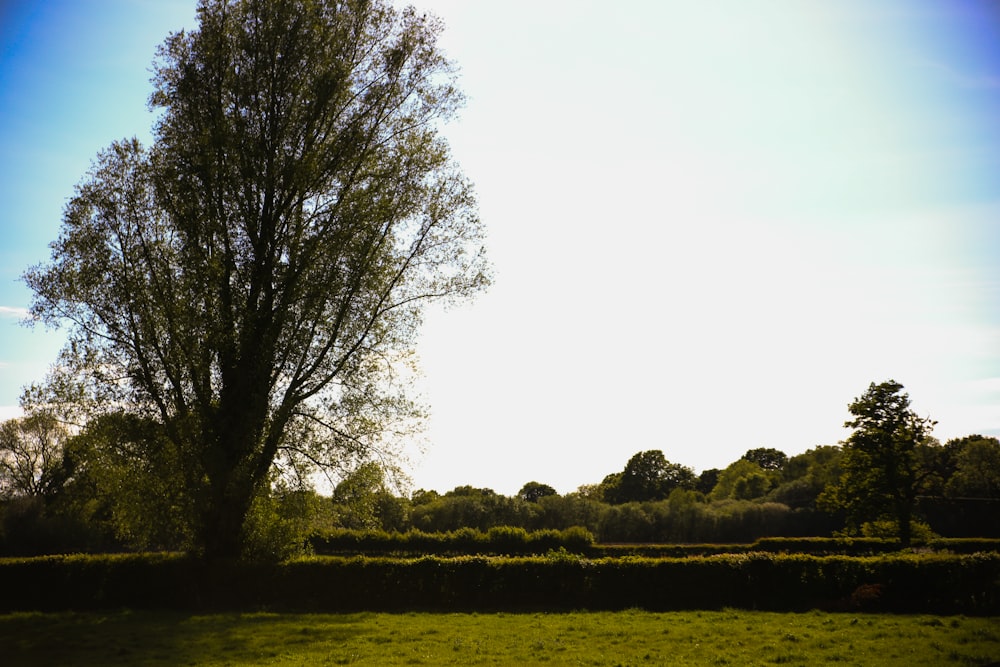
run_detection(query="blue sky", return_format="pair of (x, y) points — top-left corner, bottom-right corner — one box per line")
(1, 0), (999, 495)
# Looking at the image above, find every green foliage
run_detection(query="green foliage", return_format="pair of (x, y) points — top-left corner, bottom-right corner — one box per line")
(860, 518), (937, 541)
(241, 487), (319, 562)
(945, 435), (1000, 499)
(409, 486), (535, 532)
(768, 445), (842, 510)
(328, 462), (409, 532)
(695, 467), (721, 494)
(710, 459), (777, 501)
(532, 492), (605, 534)
(68, 413), (197, 552)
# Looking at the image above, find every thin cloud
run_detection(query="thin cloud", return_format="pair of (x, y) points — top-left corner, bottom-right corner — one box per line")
(0, 306), (29, 319)
(0, 405), (23, 421)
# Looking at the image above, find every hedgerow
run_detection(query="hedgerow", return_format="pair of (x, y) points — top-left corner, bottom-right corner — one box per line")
(307, 529), (1000, 558)
(1, 551), (997, 614)
(750, 536), (1000, 555)
(750, 536), (902, 555)
(308, 526), (595, 556)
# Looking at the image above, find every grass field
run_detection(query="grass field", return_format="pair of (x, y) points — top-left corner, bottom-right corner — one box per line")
(1, 608), (998, 666)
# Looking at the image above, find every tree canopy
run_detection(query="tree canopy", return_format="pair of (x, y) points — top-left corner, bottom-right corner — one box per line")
(604, 450), (696, 503)
(518, 481), (558, 503)
(820, 380), (935, 545)
(741, 447), (787, 471)
(23, 0), (488, 560)
(945, 435), (1000, 499)
(0, 413), (70, 501)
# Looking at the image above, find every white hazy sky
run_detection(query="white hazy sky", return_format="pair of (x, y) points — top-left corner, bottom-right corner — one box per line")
(1, 1), (999, 495)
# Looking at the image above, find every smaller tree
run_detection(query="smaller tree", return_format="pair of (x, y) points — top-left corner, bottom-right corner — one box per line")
(709, 459), (775, 501)
(820, 380), (934, 546)
(67, 412), (197, 550)
(518, 481), (558, 503)
(608, 450), (696, 503)
(0, 413), (71, 500)
(331, 462), (404, 531)
(945, 436), (1000, 499)
(742, 448), (788, 471)
(596, 472), (624, 503)
(410, 488), (441, 505)
(695, 468), (721, 495)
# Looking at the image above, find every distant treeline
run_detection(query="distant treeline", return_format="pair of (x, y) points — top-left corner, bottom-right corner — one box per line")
(2, 436), (998, 557)
(296, 438), (1000, 547)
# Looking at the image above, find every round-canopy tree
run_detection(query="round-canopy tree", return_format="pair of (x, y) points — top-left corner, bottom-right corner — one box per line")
(820, 380), (934, 546)
(607, 450), (696, 503)
(24, 0), (489, 560)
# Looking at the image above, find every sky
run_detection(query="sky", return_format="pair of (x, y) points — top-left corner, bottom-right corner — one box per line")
(1, 1), (999, 496)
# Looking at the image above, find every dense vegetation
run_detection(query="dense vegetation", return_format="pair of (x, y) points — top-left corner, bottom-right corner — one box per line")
(2, 382), (998, 559)
(1, 423), (998, 557)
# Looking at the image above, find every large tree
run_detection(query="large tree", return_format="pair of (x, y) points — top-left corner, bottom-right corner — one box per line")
(820, 380), (934, 546)
(24, 0), (488, 560)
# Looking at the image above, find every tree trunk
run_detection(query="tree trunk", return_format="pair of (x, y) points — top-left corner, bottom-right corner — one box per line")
(896, 499), (913, 548)
(200, 482), (255, 561)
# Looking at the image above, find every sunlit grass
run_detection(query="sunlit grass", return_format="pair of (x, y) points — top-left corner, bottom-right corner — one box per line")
(1, 609), (998, 666)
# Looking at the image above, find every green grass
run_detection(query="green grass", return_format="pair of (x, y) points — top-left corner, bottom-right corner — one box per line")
(1, 609), (998, 666)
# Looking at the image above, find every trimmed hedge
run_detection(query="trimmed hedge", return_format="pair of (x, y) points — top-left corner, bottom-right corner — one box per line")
(927, 538), (1000, 554)
(308, 526), (595, 556)
(750, 537), (903, 555)
(590, 544), (752, 558)
(751, 537), (1000, 555)
(309, 530), (1000, 559)
(1, 551), (998, 614)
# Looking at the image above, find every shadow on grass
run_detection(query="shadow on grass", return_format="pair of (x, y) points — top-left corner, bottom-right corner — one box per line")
(0, 610), (374, 666)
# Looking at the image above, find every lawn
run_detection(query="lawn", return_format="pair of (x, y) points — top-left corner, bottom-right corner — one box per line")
(1, 608), (998, 666)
